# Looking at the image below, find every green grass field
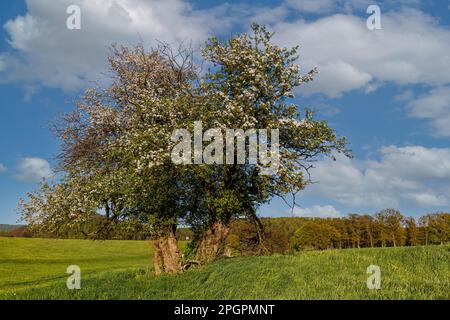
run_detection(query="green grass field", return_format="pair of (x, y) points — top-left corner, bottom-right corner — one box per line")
(0, 237), (153, 291)
(0, 237), (449, 299)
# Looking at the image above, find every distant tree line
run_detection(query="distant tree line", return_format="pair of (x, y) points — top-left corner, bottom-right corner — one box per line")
(226, 209), (450, 255)
(0, 225), (32, 238)
(5, 210), (449, 256)
(0, 215), (150, 240)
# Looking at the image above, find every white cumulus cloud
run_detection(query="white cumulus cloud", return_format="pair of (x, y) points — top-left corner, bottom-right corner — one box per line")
(16, 157), (53, 182)
(304, 146), (450, 208)
(408, 86), (450, 137)
(0, 164), (6, 173)
(294, 205), (342, 218)
(4, 1), (449, 99)
(1, 0), (233, 90)
(271, 9), (450, 97)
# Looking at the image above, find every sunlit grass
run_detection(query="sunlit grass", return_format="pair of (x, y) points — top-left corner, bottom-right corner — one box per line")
(0, 237), (153, 291)
(1, 237), (448, 299)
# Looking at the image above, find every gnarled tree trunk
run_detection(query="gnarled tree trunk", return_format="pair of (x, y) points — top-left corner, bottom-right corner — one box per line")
(153, 225), (182, 275)
(195, 221), (230, 264)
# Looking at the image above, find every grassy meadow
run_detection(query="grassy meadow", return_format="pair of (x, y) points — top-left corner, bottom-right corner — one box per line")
(0, 237), (152, 291)
(0, 237), (449, 300)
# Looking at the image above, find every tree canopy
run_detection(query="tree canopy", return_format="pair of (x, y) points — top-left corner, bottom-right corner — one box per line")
(19, 24), (349, 274)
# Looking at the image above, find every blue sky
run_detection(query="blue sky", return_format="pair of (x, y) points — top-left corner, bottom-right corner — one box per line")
(1, 0), (450, 224)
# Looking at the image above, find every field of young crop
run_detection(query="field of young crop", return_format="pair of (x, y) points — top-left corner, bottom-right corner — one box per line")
(0, 237), (449, 300)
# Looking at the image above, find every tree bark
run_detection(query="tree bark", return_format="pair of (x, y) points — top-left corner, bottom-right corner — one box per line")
(368, 231), (374, 248)
(153, 225), (182, 275)
(195, 221), (230, 264)
(253, 215), (269, 256)
(153, 241), (164, 275)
